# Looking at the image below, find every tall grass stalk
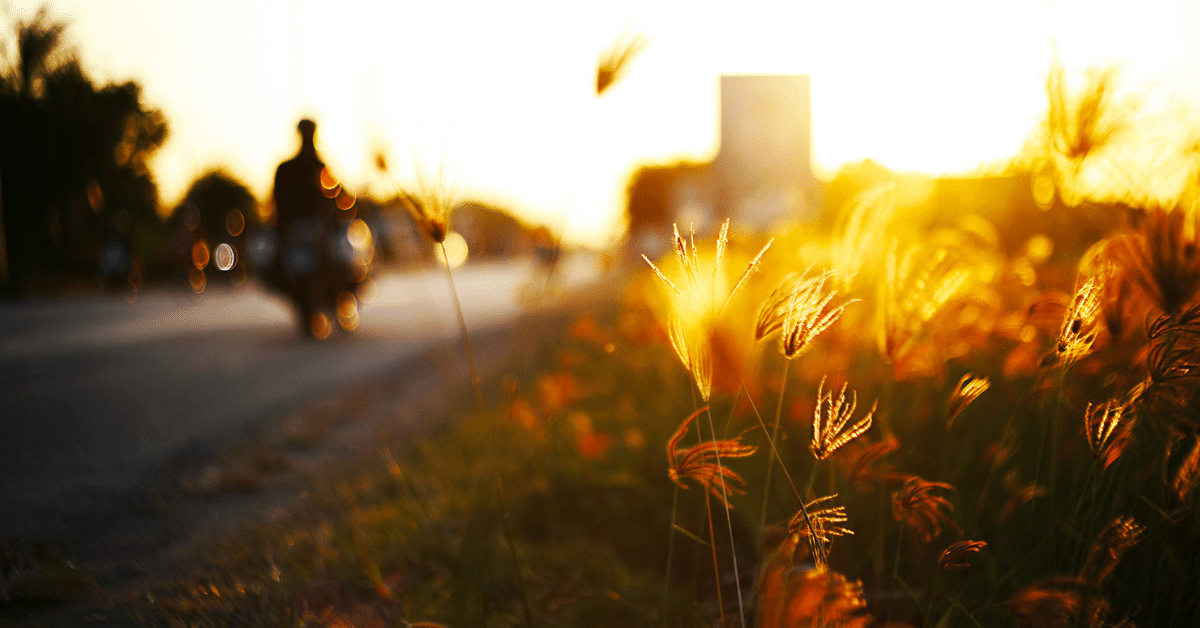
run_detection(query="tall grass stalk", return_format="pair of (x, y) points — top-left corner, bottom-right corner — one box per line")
(662, 484), (679, 628)
(440, 241), (484, 414)
(736, 372), (826, 565)
(497, 481), (537, 628)
(759, 359), (790, 536)
(703, 404), (747, 628)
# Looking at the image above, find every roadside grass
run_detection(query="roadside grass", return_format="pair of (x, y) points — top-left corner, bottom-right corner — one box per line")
(112, 284), (713, 627)
(8, 197), (1200, 628)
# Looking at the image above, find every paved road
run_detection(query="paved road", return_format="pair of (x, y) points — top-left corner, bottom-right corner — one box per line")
(0, 256), (599, 520)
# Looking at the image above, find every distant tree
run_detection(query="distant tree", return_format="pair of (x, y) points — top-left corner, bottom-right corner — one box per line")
(0, 8), (168, 294)
(173, 170), (258, 241)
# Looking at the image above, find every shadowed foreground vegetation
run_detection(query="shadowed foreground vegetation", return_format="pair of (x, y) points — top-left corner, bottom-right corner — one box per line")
(7, 180), (1200, 627)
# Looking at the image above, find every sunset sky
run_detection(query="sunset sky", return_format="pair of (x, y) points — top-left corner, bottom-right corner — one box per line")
(5, 0), (1200, 245)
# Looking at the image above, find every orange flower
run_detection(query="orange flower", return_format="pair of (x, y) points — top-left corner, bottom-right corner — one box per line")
(667, 408), (757, 508)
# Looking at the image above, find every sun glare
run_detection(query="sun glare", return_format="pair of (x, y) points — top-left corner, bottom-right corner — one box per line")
(14, 0), (1200, 246)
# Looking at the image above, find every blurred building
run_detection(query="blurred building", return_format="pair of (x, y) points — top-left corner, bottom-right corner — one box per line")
(626, 75), (820, 254)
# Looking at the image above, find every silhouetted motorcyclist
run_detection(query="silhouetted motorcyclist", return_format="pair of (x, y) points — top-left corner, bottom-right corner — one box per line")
(274, 119), (333, 226)
(272, 119), (337, 336)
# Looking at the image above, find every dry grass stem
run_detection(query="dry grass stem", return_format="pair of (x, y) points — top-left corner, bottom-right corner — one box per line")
(1172, 435), (1200, 504)
(811, 378), (875, 462)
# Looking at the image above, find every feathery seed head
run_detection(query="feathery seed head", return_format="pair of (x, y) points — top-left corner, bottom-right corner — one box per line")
(643, 220), (772, 400)
(939, 540), (987, 571)
(1084, 399), (1126, 460)
(947, 374), (990, 426)
(1080, 516), (1144, 586)
(892, 476), (957, 543)
(811, 378), (875, 461)
(787, 494), (853, 545)
(666, 408), (757, 508)
(1054, 264), (1110, 367)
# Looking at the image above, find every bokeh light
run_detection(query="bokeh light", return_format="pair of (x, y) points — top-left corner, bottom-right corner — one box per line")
(309, 312), (333, 340)
(213, 243), (237, 271)
(437, 232), (469, 269)
(191, 241), (210, 270)
(225, 209), (245, 237)
(188, 267), (206, 293)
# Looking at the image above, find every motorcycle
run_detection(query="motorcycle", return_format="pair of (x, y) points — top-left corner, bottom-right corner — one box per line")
(250, 216), (375, 338)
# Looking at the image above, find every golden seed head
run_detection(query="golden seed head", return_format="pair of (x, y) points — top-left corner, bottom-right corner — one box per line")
(1084, 399), (1126, 460)
(666, 408), (757, 508)
(939, 540), (987, 571)
(811, 378), (875, 461)
(947, 374), (990, 426)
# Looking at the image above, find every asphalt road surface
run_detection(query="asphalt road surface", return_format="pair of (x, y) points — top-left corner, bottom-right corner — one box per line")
(0, 256), (599, 524)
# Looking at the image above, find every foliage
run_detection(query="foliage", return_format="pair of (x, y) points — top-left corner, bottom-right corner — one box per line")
(0, 8), (167, 293)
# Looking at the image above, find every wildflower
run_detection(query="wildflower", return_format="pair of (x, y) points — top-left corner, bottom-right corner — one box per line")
(787, 494), (853, 545)
(667, 408), (757, 508)
(939, 540), (987, 571)
(596, 30), (648, 95)
(946, 373), (989, 427)
(1079, 516), (1145, 586)
(644, 220), (772, 400)
(892, 476), (957, 542)
(1083, 399), (1125, 461)
(811, 378), (875, 461)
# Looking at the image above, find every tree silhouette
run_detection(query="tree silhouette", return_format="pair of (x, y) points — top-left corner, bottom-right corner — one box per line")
(0, 8), (168, 294)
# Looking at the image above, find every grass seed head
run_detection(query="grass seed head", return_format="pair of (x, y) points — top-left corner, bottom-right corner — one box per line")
(1079, 516), (1145, 586)
(643, 219), (771, 400)
(787, 494), (853, 546)
(938, 540), (987, 571)
(666, 408), (757, 508)
(1054, 263), (1110, 367)
(947, 373), (990, 427)
(596, 30), (647, 96)
(811, 378), (875, 462)
(892, 476), (957, 543)
(1084, 399), (1126, 461)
